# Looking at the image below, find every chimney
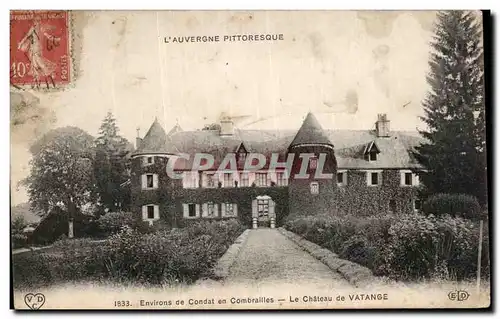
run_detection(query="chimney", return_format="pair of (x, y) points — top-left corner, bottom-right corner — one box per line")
(136, 127), (142, 149)
(219, 113), (234, 136)
(375, 113), (390, 137)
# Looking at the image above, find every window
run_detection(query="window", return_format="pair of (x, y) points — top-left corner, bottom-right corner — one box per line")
(310, 182), (319, 194)
(147, 174), (154, 188)
(182, 171), (199, 188)
(188, 204), (196, 217)
(256, 173), (268, 187)
(404, 172), (413, 186)
(413, 199), (422, 212)
(238, 152), (247, 165)
(142, 173), (158, 189)
(309, 157), (318, 169)
(223, 173), (233, 188)
(257, 199), (269, 217)
(370, 152), (377, 161)
(142, 156), (154, 166)
(147, 205), (155, 219)
(400, 170), (419, 186)
(204, 172), (216, 188)
(142, 204), (159, 221)
(224, 203), (236, 217)
(207, 202), (216, 217)
(183, 203), (199, 219)
(366, 171), (382, 186)
(389, 200), (396, 213)
(276, 172), (288, 186)
(240, 172), (249, 187)
(337, 170), (347, 186)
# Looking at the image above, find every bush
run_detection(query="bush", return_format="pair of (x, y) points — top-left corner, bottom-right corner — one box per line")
(340, 235), (376, 269)
(13, 220), (246, 289)
(284, 213), (489, 281)
(96, 211), (135, 235)
(423, 193), (482, 220)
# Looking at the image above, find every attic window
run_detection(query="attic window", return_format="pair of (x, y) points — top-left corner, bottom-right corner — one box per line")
(364, 142), (380, 162)
(237, 143), (248, 164)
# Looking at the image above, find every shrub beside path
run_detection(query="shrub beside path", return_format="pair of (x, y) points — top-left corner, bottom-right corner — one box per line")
(223, 228), (350, 289)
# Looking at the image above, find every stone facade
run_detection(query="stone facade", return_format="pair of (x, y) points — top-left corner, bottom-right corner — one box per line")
(130, 113), (424, 228)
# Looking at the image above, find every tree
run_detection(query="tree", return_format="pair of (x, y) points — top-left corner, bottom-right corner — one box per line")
(414, 11), (486, 206)
(93, 112), (132, 214)
(26, 127), (95, 238)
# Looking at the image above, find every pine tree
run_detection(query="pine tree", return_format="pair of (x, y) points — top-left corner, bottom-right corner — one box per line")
(94, 112), (132, 213)
(414, 11), (486, 206)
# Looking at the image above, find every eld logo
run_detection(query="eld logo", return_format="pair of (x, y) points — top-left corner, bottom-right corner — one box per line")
(448, 290), (470, 302)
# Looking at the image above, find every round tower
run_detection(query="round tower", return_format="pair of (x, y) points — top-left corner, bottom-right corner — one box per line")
(287, 112), (337, 217)
(130, 118), (179, 226)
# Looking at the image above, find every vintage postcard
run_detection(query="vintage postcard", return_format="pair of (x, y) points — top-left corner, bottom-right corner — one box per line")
(10, 10), (490, 310)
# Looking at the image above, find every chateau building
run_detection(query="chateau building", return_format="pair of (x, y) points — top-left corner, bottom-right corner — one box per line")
(130, 112), (424, 228)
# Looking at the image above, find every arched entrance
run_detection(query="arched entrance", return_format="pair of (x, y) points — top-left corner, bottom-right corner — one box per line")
(251, 195), (276, 229)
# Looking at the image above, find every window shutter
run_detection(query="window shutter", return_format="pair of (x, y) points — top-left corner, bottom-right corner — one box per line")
(379, 171), (383, 185)
(154, 205), (160, 219)
(214, 203), (219, 217)
(415, 174), (420, 186)
(195, 204), (200, 217)
(343, 171), (348, 185)
(141, 174), (147, 189)
(234, 204), (238, 217)
(183, 203), (189, 218)
(153, 174), (159, 188)
(202, 203), (208, 217)
(366, 171), (370, 185)
(400, 171), (405, 185)
(221, 203), (226, 217)
(142, 205), (147, 220)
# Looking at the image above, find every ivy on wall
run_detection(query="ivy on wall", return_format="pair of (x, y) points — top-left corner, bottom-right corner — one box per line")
(130, 157), (420, 228)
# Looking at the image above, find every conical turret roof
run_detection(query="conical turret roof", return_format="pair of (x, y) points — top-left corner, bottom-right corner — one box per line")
(134, 118), (178, 155)
(289, 112), (333, 148)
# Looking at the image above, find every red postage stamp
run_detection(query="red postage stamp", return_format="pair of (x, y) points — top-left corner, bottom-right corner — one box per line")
(10, 10), (71, 89)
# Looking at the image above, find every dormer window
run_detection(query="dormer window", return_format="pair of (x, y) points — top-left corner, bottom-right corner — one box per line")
(236, 143), (248, 165)
(364, 141), (380, 162)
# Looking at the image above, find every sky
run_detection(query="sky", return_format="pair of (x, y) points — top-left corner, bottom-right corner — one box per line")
(10, 10), (448, 205)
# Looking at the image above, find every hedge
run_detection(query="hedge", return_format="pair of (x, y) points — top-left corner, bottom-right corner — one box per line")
(285, 213), (489, 281)
(422, 193), (483, 220)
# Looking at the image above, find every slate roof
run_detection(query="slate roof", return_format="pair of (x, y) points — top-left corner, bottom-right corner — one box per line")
(133, 118), (179, 155)
(167, 123), (183, 136)
(135, 115), (424, 169)
(289, 112), (333, 147)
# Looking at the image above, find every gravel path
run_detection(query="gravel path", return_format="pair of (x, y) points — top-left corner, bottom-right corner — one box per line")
(226, 228), (350, 289)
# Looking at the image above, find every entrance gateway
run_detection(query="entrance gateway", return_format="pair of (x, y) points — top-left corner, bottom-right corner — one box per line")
(251, 195), (276, 229)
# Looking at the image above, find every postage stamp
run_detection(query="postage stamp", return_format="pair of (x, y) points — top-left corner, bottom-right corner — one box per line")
(10, 10), (490, 311)
(10, 10), (71, 90)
